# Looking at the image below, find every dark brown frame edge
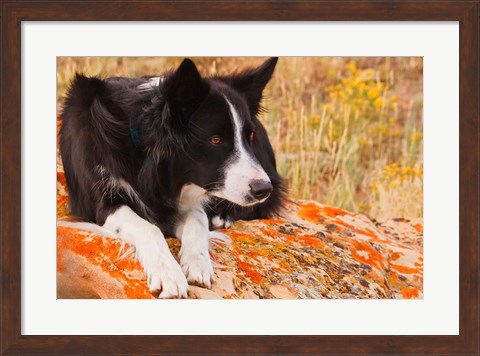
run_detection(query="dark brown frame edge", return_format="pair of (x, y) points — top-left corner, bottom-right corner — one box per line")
(1, 1), (478, 355)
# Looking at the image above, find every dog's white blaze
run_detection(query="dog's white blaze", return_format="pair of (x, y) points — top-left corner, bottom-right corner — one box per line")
(103, 205), (188, 298)
(218, 98), (270, 205)
(175, 184), (214, 288)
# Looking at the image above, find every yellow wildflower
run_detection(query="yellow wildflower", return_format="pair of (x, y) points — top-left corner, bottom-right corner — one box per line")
(410, 132), (423, 142)
(373, 97), (384, 107)
(346, 61), (357, 73)
(367, 87), (379, 99)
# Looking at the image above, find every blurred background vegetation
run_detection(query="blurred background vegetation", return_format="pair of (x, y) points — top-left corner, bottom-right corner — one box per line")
(57, 57), (423, 220)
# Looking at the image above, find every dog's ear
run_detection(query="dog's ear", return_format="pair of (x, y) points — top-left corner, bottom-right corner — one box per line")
(229, 57), (278, 115)
(165, 58), (210, 119)
(138, 59), (210, 162)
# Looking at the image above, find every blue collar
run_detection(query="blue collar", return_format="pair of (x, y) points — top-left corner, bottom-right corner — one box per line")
(130, 122), (141, 150)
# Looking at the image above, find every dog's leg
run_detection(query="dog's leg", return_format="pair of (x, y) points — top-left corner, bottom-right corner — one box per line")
(176, 208), (214, 288)
(103, 205), (188, 298)
(176, 184), (214, 288)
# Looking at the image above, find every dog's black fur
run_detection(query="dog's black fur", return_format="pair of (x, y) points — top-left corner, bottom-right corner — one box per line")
(60, 58), (286, 236)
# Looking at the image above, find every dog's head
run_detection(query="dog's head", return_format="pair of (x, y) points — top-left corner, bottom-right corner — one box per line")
(146, 58), (278, 207)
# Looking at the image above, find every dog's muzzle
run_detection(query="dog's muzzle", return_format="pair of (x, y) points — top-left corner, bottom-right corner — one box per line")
(248, 179), (273, 201)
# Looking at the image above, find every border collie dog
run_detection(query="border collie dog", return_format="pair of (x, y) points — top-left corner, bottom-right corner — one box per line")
(60, 58), (286, 298)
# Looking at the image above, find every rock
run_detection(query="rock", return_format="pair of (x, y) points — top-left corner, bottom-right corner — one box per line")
(57, 193), (423, 299)
(270, 285), (298, 299)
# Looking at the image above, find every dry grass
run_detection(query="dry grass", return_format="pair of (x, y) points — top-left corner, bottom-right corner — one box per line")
(57, 57), (423, 220)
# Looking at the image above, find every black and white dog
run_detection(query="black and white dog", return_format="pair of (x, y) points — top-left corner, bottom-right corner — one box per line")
(59, 58), (286, 298)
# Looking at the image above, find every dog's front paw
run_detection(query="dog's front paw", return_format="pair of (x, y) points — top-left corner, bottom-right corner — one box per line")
(211, 215), (233, 229)
(180, 251), (214, 289)
(146, 257), (189, 299)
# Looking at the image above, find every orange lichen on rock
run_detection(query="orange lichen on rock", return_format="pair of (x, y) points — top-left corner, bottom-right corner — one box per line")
(399, 286), (420, 299)
(298, 234), (324, 249)
(296, 202), (323, 223)
(413, 223), (423, 233)
(349, 240), (385, 270)
(389, 263), (421, 275)
(297, 201), (350, 224)
(236, 260), (263, 284)
(389, 251), (403, 261)
(123, 283), (154, 299)
(57, 171), (67, 186)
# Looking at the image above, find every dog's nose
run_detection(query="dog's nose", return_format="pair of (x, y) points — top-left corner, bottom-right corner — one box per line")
(249, 180), (273, 200)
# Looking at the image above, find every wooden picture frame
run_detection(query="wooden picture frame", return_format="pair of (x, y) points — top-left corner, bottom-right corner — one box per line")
(1, 1), (478, 354)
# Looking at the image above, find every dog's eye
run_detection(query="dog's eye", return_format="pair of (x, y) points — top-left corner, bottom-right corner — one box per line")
(249, 131), (255, 142)
(209, 136), (223, 145)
